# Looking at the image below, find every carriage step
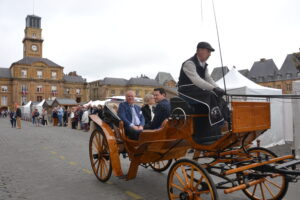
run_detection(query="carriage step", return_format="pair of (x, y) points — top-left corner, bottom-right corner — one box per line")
(275, 159), (300, 169)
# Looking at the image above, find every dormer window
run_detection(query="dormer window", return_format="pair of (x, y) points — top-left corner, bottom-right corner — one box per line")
(258, 76), (264, 82)
(277, 74), (282, 80)
(286, 73), (292, 78)
(21, 69), (27, 78)
(297, 72), (300, 77)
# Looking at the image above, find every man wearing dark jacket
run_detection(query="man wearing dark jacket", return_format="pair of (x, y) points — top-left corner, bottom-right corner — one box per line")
(178, 41), (227, 126)
(149, 88), (171, 129)
(117, 90), (145, 140)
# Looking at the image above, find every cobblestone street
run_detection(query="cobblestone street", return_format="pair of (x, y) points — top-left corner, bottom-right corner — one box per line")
(0, 118), (299, 200)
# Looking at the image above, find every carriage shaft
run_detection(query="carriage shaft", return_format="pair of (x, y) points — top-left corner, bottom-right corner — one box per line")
(223, 155), (294, 175)
(224, 178), (265, 194)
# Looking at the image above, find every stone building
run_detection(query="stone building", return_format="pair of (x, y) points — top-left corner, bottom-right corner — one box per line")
(248, 54), (300, 94)
(88, 73), (177, 100)
(0, 15), (87, 111)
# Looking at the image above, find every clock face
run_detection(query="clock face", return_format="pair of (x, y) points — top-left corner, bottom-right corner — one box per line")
(31, 44), (38, 52)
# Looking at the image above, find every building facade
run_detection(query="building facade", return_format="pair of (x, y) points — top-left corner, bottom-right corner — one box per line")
(88, 74), (177, 101)
(0, 15), (87, 111)
(248, 54), (300, 94)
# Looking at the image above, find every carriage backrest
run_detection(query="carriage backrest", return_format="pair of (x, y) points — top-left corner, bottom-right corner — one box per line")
(170, 97), (194, 115)
(103, 101), (121, 126)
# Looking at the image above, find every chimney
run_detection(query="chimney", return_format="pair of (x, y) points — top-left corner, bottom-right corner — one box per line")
(260, 58), (266, 62)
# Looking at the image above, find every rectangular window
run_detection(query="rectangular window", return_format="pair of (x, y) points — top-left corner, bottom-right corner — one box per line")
(1, 96), (7, 106)
(37, 96), (43, 102)
(76, 89), (81, 95)
(51, 71), (57, 79)
(21, 69), (27, 78)
(36, 85), (43, 93)
(51, 86), (57, 96)
(1, 86), (8, 92)
(21, 96), (27, 105)
(37, 70), (43, 79)
(21, 85), (28, 95)
(135, 90), (140, 96)
(286, 84), (292, 91)
(286, 73), (291, 78)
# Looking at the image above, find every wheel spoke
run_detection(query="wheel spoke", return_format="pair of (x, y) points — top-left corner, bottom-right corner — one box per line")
(96, 158), (101, 174)
(194, 190), (210, 195)
(195, 176), (204, 189)
(263, 181), (276, 198)
(171, 183), (184, 191)
(180, 165), (189, 185)
(264, 177), (282, 189)
(92, 158), (99, 168)
(259, 183), (266, 200)
(174, 171), (186, 188)
(251, 184), (257, 197)
(190, 167), (194, 188)
(93, 140), (99, 151)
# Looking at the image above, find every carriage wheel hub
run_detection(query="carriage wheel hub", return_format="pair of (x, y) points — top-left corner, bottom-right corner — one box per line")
(179, 190), (193, 200)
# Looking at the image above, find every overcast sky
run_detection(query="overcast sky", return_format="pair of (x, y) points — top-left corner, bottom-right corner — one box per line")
(0, 0), (299, 82)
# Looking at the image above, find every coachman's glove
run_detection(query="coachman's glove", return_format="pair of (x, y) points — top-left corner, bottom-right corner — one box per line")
(213, 87), (226, 97)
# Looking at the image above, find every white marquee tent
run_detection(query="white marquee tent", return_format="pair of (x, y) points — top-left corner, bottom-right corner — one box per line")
(20, 101), (32, 120)
(216, 68), (293, 147)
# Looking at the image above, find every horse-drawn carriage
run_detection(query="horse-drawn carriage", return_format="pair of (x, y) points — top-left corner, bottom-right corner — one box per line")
(89, 96), (300, 200)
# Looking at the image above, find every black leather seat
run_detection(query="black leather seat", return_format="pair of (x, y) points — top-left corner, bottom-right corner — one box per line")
(170, 96), (222, 145)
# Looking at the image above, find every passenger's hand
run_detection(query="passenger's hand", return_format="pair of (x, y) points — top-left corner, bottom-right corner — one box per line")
(213, 87), (226, 97)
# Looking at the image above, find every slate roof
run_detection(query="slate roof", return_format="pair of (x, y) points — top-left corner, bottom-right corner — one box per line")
(64, 75), (86, 83)
(11, 56), (62, 67)
(248, 59), (278, 82)
(53, 98), (78, 105)
(238, 69), (250, 78)
(0, 68), (12, 78)
(102, 77), (128, 86)
(127, 77), (159, 86)
(210, 66), (229, 81)
(155, 72), (175, 85)
(43, 100), (54, 107)
(277, 53), (300, 81)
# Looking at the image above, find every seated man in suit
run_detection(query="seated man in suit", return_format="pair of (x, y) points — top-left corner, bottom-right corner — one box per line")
(117, 90), (145, 140)
(148, 88), (171, 129)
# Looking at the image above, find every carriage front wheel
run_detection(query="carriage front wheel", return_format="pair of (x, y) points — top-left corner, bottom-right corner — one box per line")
(167, 159), (219, 200)
(237, 147), (289, 200)
(89, 129), (112, 182)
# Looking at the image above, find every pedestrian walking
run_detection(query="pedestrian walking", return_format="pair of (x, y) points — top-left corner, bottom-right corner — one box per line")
(9, 108), (16, 128)
(15, 104), (22, 129)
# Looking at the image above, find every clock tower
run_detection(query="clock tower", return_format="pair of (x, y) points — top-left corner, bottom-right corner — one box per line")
(23, 15), (43, 58)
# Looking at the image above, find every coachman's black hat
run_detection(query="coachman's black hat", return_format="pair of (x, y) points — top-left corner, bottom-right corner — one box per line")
(197, 42), (215, 52)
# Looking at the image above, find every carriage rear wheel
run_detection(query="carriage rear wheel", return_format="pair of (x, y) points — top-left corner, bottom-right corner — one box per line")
(237, 147), (289, 200)
(89, 129), (112, 182)
(167, 159), (219, 200)
(150, 160), (173, 172)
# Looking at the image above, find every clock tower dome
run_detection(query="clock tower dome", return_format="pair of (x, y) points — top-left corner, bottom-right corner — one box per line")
(23, 15), (43, 58)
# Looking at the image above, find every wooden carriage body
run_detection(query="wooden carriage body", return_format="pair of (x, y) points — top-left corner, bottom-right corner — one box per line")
(89, 99), (271, 180)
